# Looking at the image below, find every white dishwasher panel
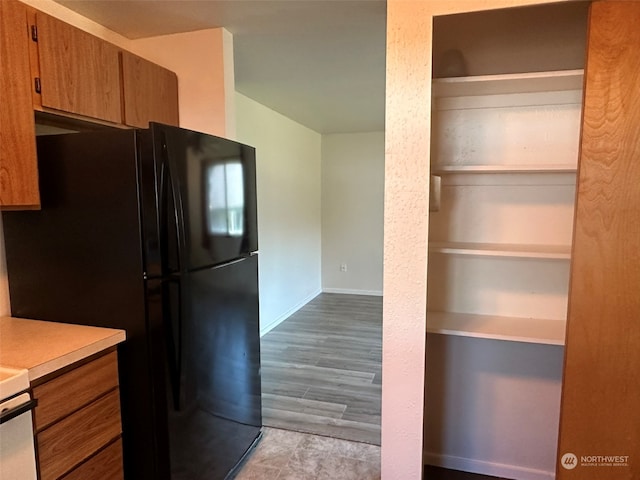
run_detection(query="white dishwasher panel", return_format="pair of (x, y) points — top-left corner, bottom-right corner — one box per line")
(0, 383), (38, 480)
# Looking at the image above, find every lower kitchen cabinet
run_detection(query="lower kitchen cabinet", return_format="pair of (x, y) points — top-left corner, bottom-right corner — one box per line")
(60, 440), (124, 480)
(32, 350), (124, 480)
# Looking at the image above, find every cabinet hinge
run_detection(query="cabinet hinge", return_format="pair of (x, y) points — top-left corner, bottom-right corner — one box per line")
(31, 25), (38, 42)
(34, 78), (41, 94)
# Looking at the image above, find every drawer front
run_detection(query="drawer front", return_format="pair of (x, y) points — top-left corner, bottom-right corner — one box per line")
(61, 439), (124, 480)
(33, 351), (119, 431)
(37, 389), (122, 480)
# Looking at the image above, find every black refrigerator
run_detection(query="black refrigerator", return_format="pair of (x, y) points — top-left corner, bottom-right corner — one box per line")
(2, 123), (263, 480)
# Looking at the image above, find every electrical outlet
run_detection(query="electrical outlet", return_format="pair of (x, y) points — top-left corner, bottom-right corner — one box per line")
(340, 263), (347, 272)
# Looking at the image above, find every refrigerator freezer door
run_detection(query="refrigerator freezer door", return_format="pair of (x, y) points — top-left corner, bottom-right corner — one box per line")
(151, 124), (258, 271)
(167, 254), (262, 480)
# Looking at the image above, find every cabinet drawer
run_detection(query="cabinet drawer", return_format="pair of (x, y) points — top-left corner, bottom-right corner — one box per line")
(33, 351), (119, 431)
(61, 439), (124, 480)
(37, 389), (122, 480)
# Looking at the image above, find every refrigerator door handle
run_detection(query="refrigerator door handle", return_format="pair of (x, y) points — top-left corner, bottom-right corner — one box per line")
(158, 132), (190, 411)
(163, 276), (183, 411)
(161, 134), (189, 275)
(158, 155), (182, 276)
(159, 157), (170, 274)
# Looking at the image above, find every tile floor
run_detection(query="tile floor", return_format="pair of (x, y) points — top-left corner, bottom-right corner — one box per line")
(233, 427), (381, 480)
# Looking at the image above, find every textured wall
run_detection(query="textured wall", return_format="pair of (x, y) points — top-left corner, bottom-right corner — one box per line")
(382, 1), (573, 479)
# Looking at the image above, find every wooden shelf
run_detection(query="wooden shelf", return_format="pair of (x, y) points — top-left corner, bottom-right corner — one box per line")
(432, 164), (577, 175)
(427, 311), (566, 345)
(428, 242), (571, 259)
(432, 69), (584, 98)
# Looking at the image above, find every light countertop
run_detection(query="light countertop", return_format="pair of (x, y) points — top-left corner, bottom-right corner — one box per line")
(0, 316), (125, 381)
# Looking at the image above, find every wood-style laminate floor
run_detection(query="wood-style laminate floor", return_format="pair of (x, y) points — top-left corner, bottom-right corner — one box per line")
(260, 293), (382, 445)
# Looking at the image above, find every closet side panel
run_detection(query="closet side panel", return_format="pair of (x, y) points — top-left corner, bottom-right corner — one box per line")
(557, 2), (640, 479)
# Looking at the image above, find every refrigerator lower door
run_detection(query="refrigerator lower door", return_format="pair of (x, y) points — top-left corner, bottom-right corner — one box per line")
(167, 254), (262, 480)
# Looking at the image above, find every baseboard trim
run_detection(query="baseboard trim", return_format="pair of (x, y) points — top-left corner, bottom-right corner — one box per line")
(259, 288), (322, 337)
(322, 288), (383, 297)
(423, 452), (555, 480)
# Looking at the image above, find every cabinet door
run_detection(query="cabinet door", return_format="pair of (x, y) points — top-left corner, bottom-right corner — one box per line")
(35, 12), (122, 123)
(557, 2), (640, 479)
(121, 51), (179, 128)
(0, 0), (40, 209)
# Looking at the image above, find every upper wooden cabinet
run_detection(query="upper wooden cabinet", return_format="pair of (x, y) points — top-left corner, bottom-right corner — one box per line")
(0, 2), (180, 210)
(121, 51), (179, 128)
(0, 0), (40, 209)
(34, 12), (122, 123)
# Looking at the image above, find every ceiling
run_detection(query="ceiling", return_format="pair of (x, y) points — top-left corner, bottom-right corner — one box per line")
(53, 0), (387, 134)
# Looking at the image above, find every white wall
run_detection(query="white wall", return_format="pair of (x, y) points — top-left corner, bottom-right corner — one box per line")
(130, 28), (236, 139)
(321, 132), (384, 296)
(424, 336), (564, 480)
(235, 92), (322, 335)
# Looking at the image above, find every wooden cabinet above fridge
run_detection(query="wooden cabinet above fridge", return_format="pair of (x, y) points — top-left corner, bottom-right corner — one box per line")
(0, 0), (180, 210)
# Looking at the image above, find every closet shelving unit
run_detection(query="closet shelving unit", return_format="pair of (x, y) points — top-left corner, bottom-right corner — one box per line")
(427, 69), (584, 346)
